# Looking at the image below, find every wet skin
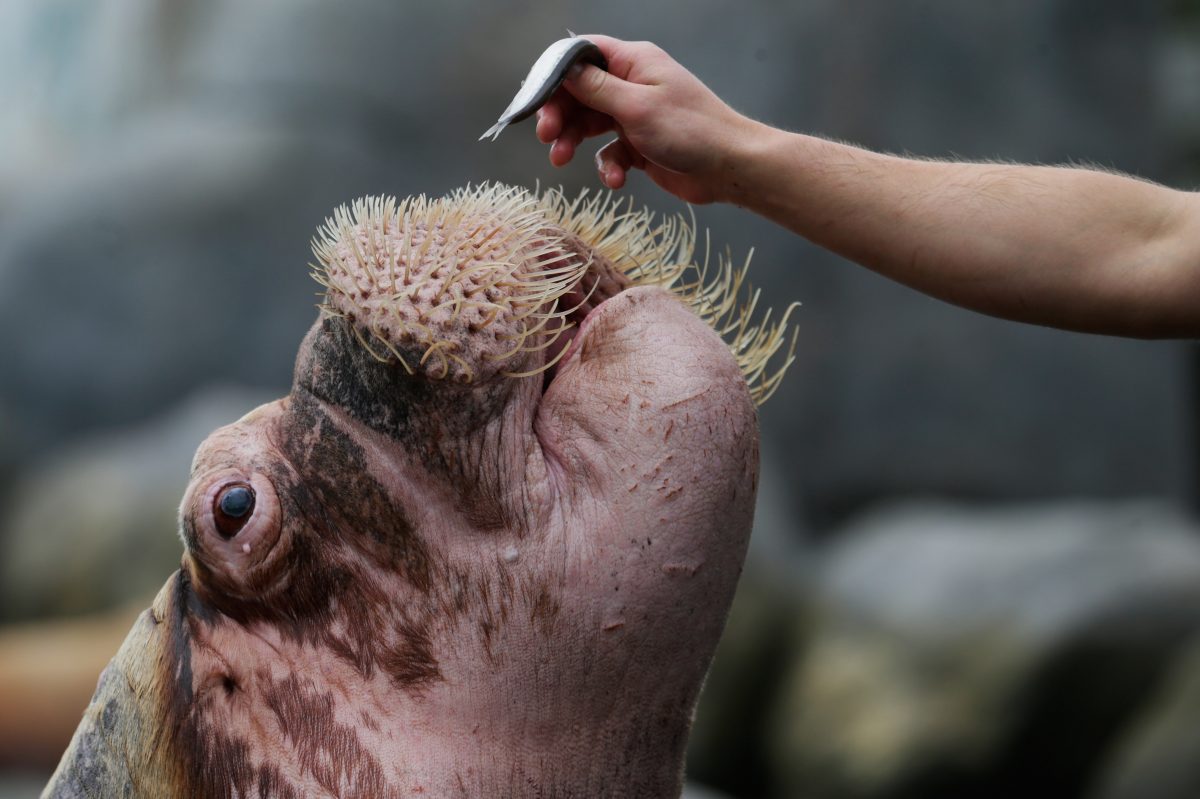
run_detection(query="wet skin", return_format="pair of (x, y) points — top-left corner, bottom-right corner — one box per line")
(44, 201), (759, 798)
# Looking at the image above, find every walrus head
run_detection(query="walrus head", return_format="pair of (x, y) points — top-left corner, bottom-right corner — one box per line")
(44, 184), (796, 798)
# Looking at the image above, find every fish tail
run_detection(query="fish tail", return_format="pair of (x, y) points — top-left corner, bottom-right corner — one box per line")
(478, 120), (507, 141)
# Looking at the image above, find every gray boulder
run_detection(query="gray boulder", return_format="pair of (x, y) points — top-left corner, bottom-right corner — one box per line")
(0, 0), (1190, 536)
(1093, 635), (1200, 799)
(688, 565), (806, 799)
(0, 0), (533, 481)
(0, 385), (272, 622)
(771, 501), (1200, 799)
(681, 783), (734, 799)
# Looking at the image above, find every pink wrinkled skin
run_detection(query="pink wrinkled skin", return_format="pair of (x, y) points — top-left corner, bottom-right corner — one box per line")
(45, 189), (760, 799)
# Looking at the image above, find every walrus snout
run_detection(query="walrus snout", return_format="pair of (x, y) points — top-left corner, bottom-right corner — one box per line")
(44, 182), (799, 799)
(311, 183), (799, 404)
(312, 187), (594, 385)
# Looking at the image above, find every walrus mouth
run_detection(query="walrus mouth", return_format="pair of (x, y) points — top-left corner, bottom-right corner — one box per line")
(310, 183), (798, 404)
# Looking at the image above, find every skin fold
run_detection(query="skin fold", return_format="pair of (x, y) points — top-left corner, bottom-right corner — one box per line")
(43, 190), (760, 798)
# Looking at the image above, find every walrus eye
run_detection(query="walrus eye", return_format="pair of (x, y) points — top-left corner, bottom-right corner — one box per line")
(213, 484), (256, 538)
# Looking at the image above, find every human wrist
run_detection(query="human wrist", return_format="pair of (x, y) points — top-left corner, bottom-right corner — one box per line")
(712, 117), (791, 207)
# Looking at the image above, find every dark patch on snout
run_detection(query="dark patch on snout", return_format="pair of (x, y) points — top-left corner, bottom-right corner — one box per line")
(160, 570), (403, 798)
(180, 512), (200, 555)
(280, 388), (431, 591)
(171, 569), (196, 707)
(380, 617), (442, 686)
(295, 317), (524, 535)
(297, 316), (507, 452)
(297, 316), (422, 440)
(525, 579), (562, 635)
(256, 390), (444, 689)
(264, 674), (396, 797)
(182, 384), (445, 692)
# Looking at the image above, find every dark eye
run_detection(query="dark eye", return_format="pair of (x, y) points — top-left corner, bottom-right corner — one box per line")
(213, 484), (255, 539)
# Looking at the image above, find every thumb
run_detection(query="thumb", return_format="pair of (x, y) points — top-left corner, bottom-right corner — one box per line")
(563, 63), (639, 119)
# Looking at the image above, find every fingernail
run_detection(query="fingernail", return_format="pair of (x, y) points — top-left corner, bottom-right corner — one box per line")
(568, 62), (584, 80)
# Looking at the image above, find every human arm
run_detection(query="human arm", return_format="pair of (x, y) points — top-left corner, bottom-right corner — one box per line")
(538, 35), (1200, 338)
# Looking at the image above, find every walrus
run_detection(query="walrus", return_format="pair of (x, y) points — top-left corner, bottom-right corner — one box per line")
(43, 183), (796, 798)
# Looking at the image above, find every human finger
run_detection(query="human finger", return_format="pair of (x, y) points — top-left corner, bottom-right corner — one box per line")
(536, 98), (565, 144)
(550, 133), (579, 167)
(549, 107), (619, 167)
(571, 34), (652, 82)
(563, 62), (645, 119)
(594, 138), (644, 189)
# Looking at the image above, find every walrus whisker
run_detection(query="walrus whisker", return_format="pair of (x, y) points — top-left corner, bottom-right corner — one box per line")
(501, 327), (577, 378)
(350, 322), (391, 365)
(515, 318), (572, 354)
(311, 182), (799, 401)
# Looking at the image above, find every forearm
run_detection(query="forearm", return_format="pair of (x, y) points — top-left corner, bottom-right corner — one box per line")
(723, 124), (1200, 337)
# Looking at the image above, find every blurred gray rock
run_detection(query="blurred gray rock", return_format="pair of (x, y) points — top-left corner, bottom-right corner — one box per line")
(688, 565), (806, 799)
(0, 0), (1191, 539)
(0, 0), (548, 482)
(0, 385), (272, 622)
(691, 0), (1190, 524)
(1093, 635), (1200, 799)
(0, 773), (44, 799)
(0, 5), (1193, 791)
(684, 434), (810, 798)
(771, 501), (1200, 799)
(681, 783), (733, 799)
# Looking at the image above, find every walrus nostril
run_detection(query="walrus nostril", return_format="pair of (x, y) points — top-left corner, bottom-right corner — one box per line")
(213, 484), (255, 539)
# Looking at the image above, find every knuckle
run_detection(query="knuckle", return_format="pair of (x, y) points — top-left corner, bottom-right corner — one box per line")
(623, 95), (650, 125)
(588, 68), (613, 98)
(635, 41), (665, 59)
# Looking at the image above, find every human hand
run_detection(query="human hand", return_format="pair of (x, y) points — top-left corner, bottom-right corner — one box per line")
(536, 35), (760, 205)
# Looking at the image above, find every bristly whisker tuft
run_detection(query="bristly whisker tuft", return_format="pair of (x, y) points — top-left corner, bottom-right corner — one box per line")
(309, 183), (799, 404)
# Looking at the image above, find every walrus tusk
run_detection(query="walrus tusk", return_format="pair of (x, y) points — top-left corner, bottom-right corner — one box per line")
(479, 34), (608, 142)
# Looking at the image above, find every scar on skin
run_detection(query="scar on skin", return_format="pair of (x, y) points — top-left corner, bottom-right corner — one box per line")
(662, 388), (712, 411)
(602, 619), (626, 631)
(661, 562), (703, 576)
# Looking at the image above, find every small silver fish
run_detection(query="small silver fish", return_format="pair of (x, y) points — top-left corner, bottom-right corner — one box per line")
(479, 35), (608, 142)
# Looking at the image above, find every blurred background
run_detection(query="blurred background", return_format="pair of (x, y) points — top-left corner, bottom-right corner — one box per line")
(2, 0), (1200, 796)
